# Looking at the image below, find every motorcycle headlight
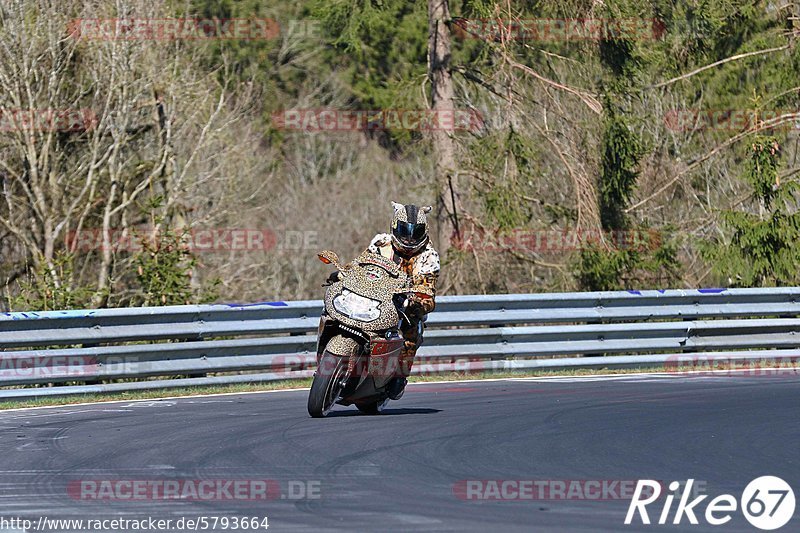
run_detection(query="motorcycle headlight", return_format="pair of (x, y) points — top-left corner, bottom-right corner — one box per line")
(333, 289), (381, 322)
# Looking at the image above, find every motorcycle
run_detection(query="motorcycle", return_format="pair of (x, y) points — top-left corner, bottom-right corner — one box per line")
(307, 249), (430, 417)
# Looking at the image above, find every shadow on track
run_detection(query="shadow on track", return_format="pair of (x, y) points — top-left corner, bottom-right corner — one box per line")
(325, 407), (442, 417)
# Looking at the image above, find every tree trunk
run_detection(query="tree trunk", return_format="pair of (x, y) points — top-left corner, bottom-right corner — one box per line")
(427, 0), (459, 255)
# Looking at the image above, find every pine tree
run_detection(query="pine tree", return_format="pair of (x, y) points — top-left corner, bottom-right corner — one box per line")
(703, 136), (800, 286)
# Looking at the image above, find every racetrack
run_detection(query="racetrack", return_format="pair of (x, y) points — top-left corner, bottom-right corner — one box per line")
(1, 373), (798, 532)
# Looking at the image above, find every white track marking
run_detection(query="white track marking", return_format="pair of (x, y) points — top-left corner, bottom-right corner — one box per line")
(0, 387), (310, 414)
(510, 367), (799, 382)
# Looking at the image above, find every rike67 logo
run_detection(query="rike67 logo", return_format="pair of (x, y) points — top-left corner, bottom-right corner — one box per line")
(625, 477), (795, 530)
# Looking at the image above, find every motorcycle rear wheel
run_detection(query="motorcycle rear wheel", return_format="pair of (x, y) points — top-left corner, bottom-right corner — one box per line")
(307, 351), (348, 418)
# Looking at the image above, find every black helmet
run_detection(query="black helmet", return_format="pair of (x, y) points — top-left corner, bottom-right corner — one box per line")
(391, 201), (431, 255)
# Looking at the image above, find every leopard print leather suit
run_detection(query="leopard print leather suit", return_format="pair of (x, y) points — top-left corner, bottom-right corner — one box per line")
(365, 233), (440, 376)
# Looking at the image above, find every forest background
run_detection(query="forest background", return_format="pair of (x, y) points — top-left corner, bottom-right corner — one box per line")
(1, 0), (799, 311)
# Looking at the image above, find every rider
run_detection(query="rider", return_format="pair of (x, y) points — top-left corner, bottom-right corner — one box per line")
(373, 202), (440, 399)
(329, 202), (440, 399)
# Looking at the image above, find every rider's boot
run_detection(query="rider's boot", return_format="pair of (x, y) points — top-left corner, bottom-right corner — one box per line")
(387, 377), (407, 400)
(388, 347), (415, 400)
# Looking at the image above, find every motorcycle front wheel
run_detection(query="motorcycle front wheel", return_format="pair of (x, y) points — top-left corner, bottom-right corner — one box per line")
(307, 350), (348, 418)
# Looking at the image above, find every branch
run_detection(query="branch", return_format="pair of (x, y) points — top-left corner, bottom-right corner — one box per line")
(649, 45), (789, 89)
(449, 17), (602, 114)
(626, 113), (800, 213)
(507, 59), (602, 114)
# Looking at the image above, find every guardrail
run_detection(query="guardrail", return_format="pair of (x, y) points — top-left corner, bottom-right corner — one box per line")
(1, 288), (799, 399)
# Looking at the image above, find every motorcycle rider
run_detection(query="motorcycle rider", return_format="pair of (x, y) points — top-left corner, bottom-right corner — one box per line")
(327, 201), (440, 400)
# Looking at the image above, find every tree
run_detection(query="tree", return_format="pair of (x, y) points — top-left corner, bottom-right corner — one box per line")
(0, 0), (252, 308)
(427, 0), (459, 253)
(702, 136), (800, 286)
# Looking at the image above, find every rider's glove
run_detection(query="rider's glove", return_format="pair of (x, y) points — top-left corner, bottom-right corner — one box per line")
(323, 271), (340, 286)
(406, 295), (426, 319)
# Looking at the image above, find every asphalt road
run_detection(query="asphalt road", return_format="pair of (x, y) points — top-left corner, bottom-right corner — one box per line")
(0, 373), (798, 532)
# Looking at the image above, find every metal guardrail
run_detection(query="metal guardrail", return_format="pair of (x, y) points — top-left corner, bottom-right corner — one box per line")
(1, 288), (799, 399)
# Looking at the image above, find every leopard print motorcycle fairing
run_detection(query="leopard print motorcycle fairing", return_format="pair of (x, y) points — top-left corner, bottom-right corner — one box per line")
(323, 251), (410, 332)
(325, 335), (361, 356)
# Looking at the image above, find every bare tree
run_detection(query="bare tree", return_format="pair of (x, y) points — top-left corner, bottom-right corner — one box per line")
(0, 0), (257, 308)
(427, 0), (459, 255)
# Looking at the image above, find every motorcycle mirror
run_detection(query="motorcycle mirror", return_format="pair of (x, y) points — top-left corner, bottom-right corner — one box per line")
(317, 250), (341, 267)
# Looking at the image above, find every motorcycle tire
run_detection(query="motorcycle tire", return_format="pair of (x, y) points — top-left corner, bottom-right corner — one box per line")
(307, 350), (348, 418)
